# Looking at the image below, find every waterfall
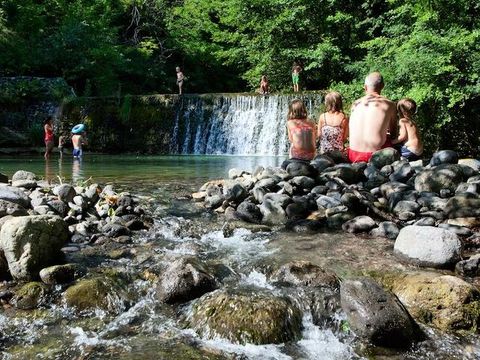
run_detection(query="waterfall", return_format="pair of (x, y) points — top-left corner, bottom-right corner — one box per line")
(171, 94), (323, 155)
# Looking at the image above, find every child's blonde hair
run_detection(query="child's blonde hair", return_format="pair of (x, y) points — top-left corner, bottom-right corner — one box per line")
(288, 99), (308, 120)
(324, 91), (343, 112)
(397, 98), (417, 119)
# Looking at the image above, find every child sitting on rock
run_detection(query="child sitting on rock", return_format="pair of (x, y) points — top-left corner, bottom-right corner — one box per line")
(283, 99), (316, 169)
(317, 91), (349, 155)
(392, 98), (423, 161)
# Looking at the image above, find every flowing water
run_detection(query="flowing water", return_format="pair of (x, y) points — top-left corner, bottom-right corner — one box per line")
(0, 155), (480, 359)
(170, 94), (323, 155)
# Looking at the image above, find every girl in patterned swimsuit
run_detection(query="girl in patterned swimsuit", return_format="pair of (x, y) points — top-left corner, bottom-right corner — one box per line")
(317, 91), (348, 154)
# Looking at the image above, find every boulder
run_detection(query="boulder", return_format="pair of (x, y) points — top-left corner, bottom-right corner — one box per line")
(455, 254), (480, 277)
(342, 216), (376, 233)
(322, 164), (364, 184)
(445, 194), (480, 219)
(286, 161), (316, 178)
(53, 184), (76, 203)
(316, 195), (342, 209)
(47, 199), (69, 217)
(310, 157), (333, 173)
(393, 200), (420, 215)
(380, 182), (411, 199)
(341, 277), (417, 348)
(12, 170), (36, 182)
(228, 168), (246, 179)
(262, 193), (292, 208)
(290, 176), (316, 190)
(13, 281), (48, 310)
(380, 271), (480, 333)
(429, 150), (459, 166)
(189, 289), (302, 345)
(458, 159), (480, 172)
(0, 215), (69, 280)
(370, 221), (399, 240)
(270, 261), (339, 290)
(389, 163), (415, 183)
(236, 201), (262, 224)
(156, 257), (217, 304)
(259, 199), (287, 225)
(0, 186), (30, 208)
(0, 199), (28, 217)
(39, 263), (84, 285)
(437, 223), (472, 237)
(414, 164), (465, 193)
(326, 212), (354, 229)
(64, 272), (132, 314)
(394, 226), (461, 268)
(223, 182), (248, 202)
(370, 148), (400, 169)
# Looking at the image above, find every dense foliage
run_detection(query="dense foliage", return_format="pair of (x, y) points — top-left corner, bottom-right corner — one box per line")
(0, 0), (479, 153)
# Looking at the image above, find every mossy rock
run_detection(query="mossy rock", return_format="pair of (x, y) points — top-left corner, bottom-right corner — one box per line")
(374, 271), (480, 334)
(64, 270), (133, 314)
(189, 288), (303, 345)
(13, 281), (48, 310)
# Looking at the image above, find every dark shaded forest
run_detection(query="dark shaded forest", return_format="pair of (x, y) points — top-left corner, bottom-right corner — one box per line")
(0, 0), (479, 153)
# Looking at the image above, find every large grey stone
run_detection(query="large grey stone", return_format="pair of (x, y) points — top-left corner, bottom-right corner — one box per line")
(236, 201), (262, 224)
(156, 257), (217, 304)
(259, 198), (287, 225)
(12, 170), (36, 182)
(0, 186), (30, 208)
(341, 277), (417, 348)
(429, 150), (458, 166)
(415, 164), (464, 193)
(394, 226), (461, 268)
(342, 216), (376, 233)
(0, 199), (28, 217)
(53, 184), (76, 203)
(370, 221), (399, 239)
(370, 148), (400, 169)
(444, 194), (480, 219)
(0, 215), (69, 280)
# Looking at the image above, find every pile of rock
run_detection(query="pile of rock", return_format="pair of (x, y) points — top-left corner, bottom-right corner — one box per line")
(0, 170), (151, 283)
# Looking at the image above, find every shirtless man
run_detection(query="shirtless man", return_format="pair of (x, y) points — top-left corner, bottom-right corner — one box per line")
(348, 72), (397, 163)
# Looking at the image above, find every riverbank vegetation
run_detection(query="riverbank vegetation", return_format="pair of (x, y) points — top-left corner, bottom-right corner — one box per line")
(0, 0), (479, 153)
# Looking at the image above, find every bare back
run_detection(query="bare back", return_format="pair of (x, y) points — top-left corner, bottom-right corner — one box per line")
(287, 119), (316, 160)
(349, 94), (397, 152)
(400, 118), (423, 154)
(72, 134), (82, 149)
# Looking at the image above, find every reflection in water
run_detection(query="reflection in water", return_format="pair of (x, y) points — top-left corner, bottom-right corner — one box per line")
(72, 158), (84, 184)
(44, 158), (54, 184)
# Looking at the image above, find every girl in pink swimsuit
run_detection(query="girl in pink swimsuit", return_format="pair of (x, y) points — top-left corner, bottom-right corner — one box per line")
(317, 91), (348, 154)
(286, 99), (316, 161)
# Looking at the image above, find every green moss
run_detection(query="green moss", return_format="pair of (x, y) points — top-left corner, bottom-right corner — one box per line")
(190, 289), (303, 345)
(14, 281), (48, 310)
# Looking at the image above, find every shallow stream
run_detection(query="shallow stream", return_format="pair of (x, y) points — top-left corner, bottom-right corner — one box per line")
(0, 155), (479, 359)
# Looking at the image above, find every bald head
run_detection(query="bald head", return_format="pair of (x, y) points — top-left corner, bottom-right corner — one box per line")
(364, 72), (384, 92)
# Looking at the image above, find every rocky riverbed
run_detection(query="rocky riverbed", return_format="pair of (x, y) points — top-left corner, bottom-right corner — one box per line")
(191, 149), (480, 351)
(1, 149), (480, 359)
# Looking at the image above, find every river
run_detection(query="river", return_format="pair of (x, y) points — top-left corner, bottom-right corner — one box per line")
(0, 155), (479, 359)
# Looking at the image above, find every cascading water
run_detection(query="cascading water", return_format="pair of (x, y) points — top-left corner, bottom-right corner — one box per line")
(170, 94), (323, 155)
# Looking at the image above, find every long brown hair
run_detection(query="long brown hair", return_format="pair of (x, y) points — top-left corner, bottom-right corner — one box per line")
(324, 91), (343, 112)
(397, 98), (417, 120)
(288, 99), (308, 120)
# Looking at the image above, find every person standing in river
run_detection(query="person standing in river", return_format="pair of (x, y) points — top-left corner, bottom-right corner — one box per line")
(44, 116), (54, 159)
(292, 62), (302, 92)
(176, 66), (185, 95)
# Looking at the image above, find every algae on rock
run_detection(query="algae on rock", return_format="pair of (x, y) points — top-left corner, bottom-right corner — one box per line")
(189, 288), (303, 345)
